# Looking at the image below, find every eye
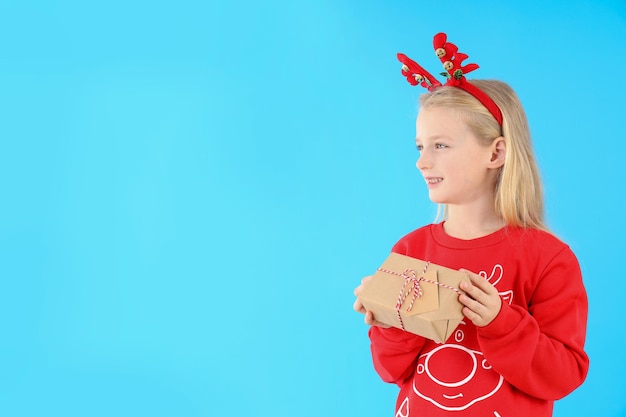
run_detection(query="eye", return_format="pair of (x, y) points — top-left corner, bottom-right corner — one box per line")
(416, 144), (424, 152)
(435, 143), (447, 149)
(454, 329), (464, 343)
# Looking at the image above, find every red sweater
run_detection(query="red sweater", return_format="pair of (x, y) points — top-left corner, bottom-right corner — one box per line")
(368, 223), (589, 417)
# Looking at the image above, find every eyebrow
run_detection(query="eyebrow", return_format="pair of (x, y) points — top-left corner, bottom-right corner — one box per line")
(415, 135), (449, 143)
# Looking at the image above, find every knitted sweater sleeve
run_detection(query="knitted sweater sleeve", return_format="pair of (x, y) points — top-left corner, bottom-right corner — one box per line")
(369, 326), (427, 385)
(366, 237), (429, 385)
(476, 247), (589, 400)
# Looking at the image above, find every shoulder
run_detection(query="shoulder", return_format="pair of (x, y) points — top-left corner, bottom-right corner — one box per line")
(505, 227), (579, 267)
(505, 227), (570, 251)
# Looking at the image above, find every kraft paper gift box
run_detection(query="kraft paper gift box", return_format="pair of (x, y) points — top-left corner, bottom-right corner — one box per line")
(359, 252), (470, 343)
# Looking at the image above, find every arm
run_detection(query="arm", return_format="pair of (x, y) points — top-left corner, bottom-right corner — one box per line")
(368, 326), (427, 385)
(354, 276), (427, 385)
(476, 248), (589, 400)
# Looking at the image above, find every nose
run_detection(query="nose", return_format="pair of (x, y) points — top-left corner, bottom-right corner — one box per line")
(425, 345), (477, 387)
(416, 150), (431, 171)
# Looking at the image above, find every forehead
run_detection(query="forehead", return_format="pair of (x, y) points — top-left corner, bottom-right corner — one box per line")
(415, 107), (469, 140)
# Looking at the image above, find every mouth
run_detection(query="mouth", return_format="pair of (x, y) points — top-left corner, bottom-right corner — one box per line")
(425, 177), (443, 186)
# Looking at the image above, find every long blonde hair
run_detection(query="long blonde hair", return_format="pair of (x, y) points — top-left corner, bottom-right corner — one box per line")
(419, 80), (547, 231)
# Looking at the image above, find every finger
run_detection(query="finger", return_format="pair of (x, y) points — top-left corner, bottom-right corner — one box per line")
(459, 292), (483, 314)
(460, 273), (496, 306)
(459, 289), (490, 320)
(458, 272), (502, 327)
(462, 286), (498, 316)
(353, 298), (366, 314)
(463, 269), (497, 295)
(459, 279), (486, 304)
(355, 276), (373, 297)
(372, 320), (391, 328)
(464, 272), (502, 313)
(462, 305), (484, 325)
(365, 311), (391, 328)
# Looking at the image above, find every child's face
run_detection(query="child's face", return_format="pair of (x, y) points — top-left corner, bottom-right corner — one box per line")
(415, 106), (498, 206)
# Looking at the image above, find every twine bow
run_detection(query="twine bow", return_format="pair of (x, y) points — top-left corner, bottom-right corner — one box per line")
(377, 261), (462, 331)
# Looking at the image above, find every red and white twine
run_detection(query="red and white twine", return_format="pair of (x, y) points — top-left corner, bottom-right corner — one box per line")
(377, 262), (462, 331)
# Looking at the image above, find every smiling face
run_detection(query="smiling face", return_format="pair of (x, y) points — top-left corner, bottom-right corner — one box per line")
(415, 106), (502, 208)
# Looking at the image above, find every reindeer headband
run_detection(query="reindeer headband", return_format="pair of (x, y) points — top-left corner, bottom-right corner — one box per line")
(397, 32), (503, 126)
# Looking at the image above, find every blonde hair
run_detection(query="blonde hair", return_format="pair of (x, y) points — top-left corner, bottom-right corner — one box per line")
(419, 80), (547, 231)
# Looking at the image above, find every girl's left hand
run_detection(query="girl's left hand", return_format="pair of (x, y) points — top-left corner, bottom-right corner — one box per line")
(458, 269), (502, 327)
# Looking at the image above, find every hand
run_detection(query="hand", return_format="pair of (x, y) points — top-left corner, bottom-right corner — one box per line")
(353, 276), (391, 328)
(458, 269), (502, 327)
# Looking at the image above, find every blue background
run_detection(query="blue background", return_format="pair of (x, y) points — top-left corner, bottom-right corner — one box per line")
(1, 0), (624, 416)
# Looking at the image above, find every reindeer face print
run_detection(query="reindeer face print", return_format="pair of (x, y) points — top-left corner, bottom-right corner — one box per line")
(405, 264), (515, 414)
(412, 322), (504, 411)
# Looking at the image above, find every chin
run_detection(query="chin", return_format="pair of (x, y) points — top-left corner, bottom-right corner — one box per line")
(428, 194), (447, 204)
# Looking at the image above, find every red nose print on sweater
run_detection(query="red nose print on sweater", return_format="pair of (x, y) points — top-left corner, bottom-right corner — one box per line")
(413, 343), (504, 411)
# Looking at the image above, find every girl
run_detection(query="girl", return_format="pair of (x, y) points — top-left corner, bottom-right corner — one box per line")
(353, 33), (589, 417)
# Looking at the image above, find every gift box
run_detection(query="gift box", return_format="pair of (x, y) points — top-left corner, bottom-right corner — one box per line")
(359, 252), (470, 343)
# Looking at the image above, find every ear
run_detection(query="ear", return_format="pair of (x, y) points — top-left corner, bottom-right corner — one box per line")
(488, 137), (506, 169)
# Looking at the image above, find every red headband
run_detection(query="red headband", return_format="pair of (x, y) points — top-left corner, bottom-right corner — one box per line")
(397, 32), (503, 127)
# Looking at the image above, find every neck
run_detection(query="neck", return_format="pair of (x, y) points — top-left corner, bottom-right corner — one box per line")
(443, 204), (505, 240)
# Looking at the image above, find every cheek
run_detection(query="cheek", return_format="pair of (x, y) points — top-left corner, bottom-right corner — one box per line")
(453, 164), (489, 188)
(446, 161), (471, 180)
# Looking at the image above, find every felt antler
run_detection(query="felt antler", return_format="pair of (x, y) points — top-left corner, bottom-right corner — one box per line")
(433, 32), (479, 81)
(397, 32), (503, 126)
(397, 53), (441, 91)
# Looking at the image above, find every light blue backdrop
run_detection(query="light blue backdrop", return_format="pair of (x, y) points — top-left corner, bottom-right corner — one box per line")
(1, 0), (624, 416)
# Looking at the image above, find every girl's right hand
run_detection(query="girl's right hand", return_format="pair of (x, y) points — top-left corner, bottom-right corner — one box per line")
(353, 276), (391, 328)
